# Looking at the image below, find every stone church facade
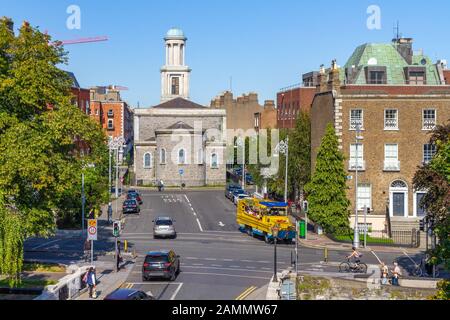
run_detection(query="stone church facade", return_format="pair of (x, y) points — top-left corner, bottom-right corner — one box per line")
(133, 29), (227, 187)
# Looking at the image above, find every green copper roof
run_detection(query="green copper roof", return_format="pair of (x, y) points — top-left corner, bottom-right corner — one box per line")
(341, 43), (441, 85)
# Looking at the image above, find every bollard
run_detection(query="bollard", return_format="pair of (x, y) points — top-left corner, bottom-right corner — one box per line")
(124, 240), (128, 253)
(324, 247), (328, 263)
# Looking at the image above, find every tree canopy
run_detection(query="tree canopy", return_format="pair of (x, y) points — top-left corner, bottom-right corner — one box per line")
(304, 124), (350, 234)
(0, 18), (109, 284)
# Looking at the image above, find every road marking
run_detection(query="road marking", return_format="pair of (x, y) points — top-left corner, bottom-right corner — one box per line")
(236, 286), (257, 300)
(219, 221), (225, 227)
(246, 266), (256, 269)
(241, 260), (253, 263)
(196, 218), (204, 232)
(371, 250), (382, 264)
(211, 264), (222, 267)
(170, 283), (184, 301)
(261, 267), (271, 270)
(222, 259), (233, 262)
(403, 251), (418, 265)
(192, 264), (204, 266)
(180, 265), (273, 274)
(230, 265), (240, 268)
(31, 239), (62, 250)
(190, 207), (195, 211)
(186, 257), (199, 260)
(205, 258), (217, 261)
(181, 271), (270, 280)
(257, 261), (270, 264)
(184, 195), (190, 203)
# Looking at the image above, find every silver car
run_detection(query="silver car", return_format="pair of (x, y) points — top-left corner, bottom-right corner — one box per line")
(153, 217), (177, 239)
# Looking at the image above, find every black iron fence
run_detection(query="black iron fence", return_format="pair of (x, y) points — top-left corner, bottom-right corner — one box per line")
(329, 229), (421, 248)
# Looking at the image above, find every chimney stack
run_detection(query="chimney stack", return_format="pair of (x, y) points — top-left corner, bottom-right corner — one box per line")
(393, 37), (414, 65)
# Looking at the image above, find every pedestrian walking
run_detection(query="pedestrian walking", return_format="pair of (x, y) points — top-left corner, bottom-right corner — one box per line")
(380, 262), (389, 285)
(84, 267), (97, 298)
(392, 262), (402, 286)
(116, 240), (122, 271)
(83, 239), (91, 262)
(108, 202), (113, 224)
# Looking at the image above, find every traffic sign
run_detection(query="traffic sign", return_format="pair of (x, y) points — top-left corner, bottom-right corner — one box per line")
(179, 169), (184, 175)
(87, 219), (97, 241)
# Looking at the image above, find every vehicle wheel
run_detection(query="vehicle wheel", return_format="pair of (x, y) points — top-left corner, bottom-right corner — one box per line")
(358, 263), (368, 274)
(285, 239), (293, 245)
(264, 234), (272, 244)
(339, 262), (350, 273)
(176, 263), (181, 275)
(412, 267), (423, 277)
(246, 227), (253, 237)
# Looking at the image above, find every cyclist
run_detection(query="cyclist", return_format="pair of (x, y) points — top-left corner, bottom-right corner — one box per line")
(347, 247), (362, 268)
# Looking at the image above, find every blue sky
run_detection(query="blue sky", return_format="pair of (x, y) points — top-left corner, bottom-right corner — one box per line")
(2, 0), (450, 107)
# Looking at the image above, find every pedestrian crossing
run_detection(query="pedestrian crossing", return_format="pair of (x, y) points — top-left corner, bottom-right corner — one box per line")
(161, 195), (183, 203)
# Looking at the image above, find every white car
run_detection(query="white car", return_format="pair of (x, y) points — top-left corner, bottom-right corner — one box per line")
(233, 194), (250, 205)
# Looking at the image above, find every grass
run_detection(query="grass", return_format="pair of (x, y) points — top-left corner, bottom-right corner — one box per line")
(297, 276), (331, 299)
(22, 263), (66, 273)
(333, 234), (394, 245)
(0, 278), (57, 289)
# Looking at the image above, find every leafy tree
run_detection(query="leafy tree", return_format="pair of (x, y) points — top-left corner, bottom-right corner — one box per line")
(413, 122), (450, 276)
(0, 18), (108, 284)
(304, 124), (350, 234)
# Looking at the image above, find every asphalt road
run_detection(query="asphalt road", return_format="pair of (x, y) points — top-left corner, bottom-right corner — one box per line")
(24, 189), (423, 300)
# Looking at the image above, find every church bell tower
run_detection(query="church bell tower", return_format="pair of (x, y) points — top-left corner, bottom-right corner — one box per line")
(160, 28), (191, 102)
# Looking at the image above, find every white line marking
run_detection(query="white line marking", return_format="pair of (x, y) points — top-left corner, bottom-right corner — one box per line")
(403, 251), (417, 265)
(170, 283), (183, 301)
(180, 265), (273, 274)
(241, 260), (254, 263)
(196, 218), (204, 232)
(181, 271), (270, 280)
(222, 259), (233, 262)
(230, 265), (240, 268)
(185, 257), (199, 260)
(211, 264), (222, 267)
(246, 266), (256, 269)
(184, 195), (190, 203)
(205, 258), (217, 261)
(190, 207), (194, 211)
(219, 221), (225, 227)
(371, 250), (382, 264)
(127, 282), (183, 285)
(257, 261), (270, 264)
(192, 264), (204, 266)
(32, 239), (62, 250)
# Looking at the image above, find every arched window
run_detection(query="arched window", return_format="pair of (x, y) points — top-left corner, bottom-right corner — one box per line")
(160, 148), (166, 164)
(211, 153), (218, 168)
(178, 149), (186, 165)
(143, 153), (152, 169)
(391, 180), (407, 189)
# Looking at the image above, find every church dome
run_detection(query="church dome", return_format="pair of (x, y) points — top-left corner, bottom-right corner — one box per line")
(165, 28), (186, 39)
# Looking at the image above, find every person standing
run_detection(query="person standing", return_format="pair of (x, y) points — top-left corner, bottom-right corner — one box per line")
(116, 240), (122, 271)
(85, 267), (97, 298)
(380, 262), (389, 285)
(107, 202), (113, 224)
(392, 262), (402, 286)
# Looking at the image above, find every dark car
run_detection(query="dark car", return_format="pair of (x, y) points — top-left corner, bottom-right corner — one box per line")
(104, 288), (154, 300)
(245, 173), (254, 185)
(142, 250), (180, 281)
(127, 192), (143, 205)
(122, 199), (140, 214)
(231, 188), (245, 200)
(225, 185), (240, 199)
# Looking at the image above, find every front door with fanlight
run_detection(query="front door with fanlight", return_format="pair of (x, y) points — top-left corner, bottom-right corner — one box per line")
(389, 180), (408, 218)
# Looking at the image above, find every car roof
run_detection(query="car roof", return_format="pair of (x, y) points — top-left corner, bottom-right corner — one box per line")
(146, 250), (170, 256)
(105, 289), (141, 299)
(155, 216), (172, 220)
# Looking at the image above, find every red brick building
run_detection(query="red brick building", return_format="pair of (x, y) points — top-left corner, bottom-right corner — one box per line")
(310, 39), (450, 238)
(89, 87), (134, 163)
(277, 72), (318, 129)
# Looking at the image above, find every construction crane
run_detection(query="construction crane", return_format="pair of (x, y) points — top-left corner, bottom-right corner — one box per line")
(53, 36), (108, 46)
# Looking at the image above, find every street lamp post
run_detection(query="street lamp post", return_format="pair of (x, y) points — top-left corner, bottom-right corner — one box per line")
(237, 137), (245, 190)
(81, 163), (95, 237)
(353, 125), (363, 249)
(272, 225), (280, 282)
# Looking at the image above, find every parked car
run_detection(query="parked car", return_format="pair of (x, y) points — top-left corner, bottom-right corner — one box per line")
(142, 250), (180, 281)
(153, 216), (177, 239)
(233, 193), (250, 205)
(122, 199), (140, 214)
(104, 288), (154, 300)
(245, 173), (254, 185)
(231, 189), (245, 201)
(225, 185), (240, 199)
(127, 192), (143, 205)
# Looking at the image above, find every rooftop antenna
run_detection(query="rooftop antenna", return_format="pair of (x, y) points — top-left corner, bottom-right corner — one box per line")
(393, 21), (402, 41)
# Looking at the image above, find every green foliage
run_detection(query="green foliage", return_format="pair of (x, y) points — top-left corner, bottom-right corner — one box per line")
(304, 124), (350, 234)
(0, 18), (109, 282)
(413, 122), (450, 271)
(432, 280), (450, 300)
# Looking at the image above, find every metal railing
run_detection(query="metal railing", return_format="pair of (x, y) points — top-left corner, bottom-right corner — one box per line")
(383, 160), (401, 171)
(330, 229), (421, 248)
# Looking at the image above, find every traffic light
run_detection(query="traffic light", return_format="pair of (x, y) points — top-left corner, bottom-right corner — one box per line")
(302, 201), (308, 213)
(419, 218), (425, 232)
(113, 221), (120, 237)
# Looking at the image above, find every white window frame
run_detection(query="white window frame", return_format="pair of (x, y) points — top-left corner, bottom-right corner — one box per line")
(349, 144), (365, 171)
(178, 148), (186, 165)
(107, 119), (114, 130)
(160, 148), (166, 165)
(143, 153), (152, 169)
(350, 109), (364, 130)
(384, 144), (400, 171)
(422, 109), (436, 131)
(384, 109), (398, 130)
(211, 153), (219, 169)
(357, 183), (372, 212)
(423, 144), (437, 164)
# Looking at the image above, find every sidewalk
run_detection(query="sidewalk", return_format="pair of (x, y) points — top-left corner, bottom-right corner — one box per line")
(76, 258), (135, 300)
(298, 233), (424, 254)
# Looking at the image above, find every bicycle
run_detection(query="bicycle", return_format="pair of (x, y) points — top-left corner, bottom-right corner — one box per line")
(339, 258), (368, 274)
(412, 258), (440, 278)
